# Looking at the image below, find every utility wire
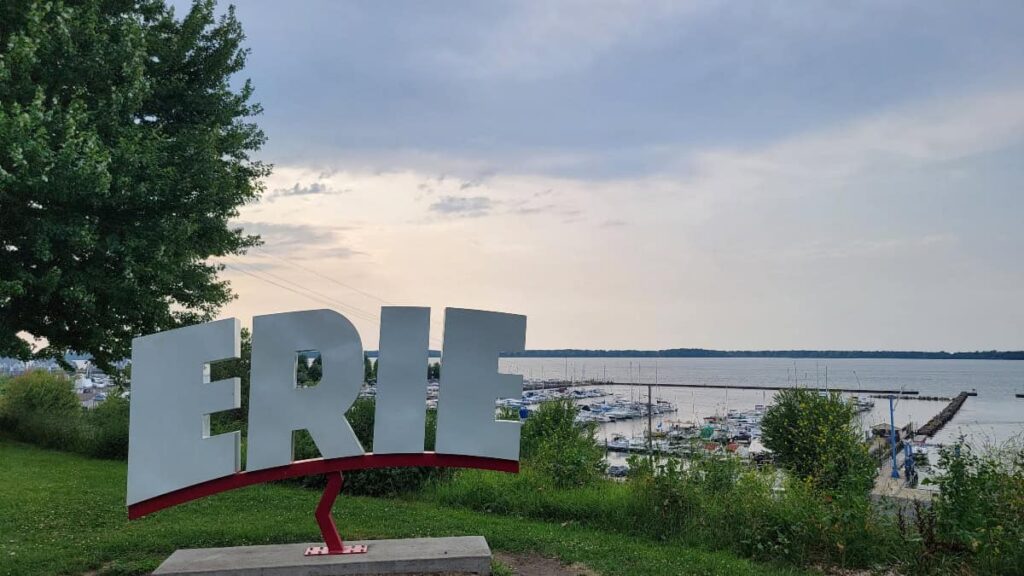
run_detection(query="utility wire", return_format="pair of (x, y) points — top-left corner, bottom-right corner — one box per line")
(222, 262), (377, 327)
(248, 247), (447, 343)
(253, 248), (392, 304)
(226, 259), (380, 324)
(223, 259), (445, 349)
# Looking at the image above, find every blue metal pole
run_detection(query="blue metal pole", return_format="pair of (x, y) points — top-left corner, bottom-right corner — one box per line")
(889, 395), (899, 479)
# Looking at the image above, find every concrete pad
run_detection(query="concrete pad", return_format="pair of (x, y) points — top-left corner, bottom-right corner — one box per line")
(152, 536), (491, 576)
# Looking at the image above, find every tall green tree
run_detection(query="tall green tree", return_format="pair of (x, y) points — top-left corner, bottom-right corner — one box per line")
(307, 354), (322, 383)
(761, 388), (876, 494)
(0, 0), (268, 372)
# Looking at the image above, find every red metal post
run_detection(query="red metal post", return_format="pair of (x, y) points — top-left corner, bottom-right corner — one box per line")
(304, 472), (368, 556)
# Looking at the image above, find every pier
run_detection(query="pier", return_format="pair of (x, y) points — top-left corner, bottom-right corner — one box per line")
(870, 394), (952, 402)
(523, 380), (918, 395)
(915, 391), (971, 438)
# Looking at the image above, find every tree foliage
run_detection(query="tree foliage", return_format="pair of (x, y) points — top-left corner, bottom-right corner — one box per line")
(209, 326), (251, 434)
(520, 398), (605, 487)
(761, 388), (876, 494)
(0, 0), (268, 371)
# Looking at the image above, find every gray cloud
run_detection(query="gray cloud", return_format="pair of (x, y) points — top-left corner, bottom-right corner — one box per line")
(266, 182), (349, 202)
(428, 195), (495, 217)
(233, 221), (361, 259)
(211, 1), (1024, 179)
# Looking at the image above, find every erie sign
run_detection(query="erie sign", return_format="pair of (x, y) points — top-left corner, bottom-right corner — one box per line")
(126, 307), (526, 514)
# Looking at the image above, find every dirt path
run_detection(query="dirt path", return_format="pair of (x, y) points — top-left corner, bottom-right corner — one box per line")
(494, 552), (599, 576)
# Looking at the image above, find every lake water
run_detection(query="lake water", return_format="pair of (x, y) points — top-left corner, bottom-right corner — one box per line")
(497, 357), (1024, 449)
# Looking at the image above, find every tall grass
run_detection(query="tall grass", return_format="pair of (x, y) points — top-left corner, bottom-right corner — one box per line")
(898, 439), (1024, 575)
(423, 454), (900, 570)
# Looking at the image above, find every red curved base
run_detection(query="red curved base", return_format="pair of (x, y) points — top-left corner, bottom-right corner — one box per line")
(127, 452), (518, 520)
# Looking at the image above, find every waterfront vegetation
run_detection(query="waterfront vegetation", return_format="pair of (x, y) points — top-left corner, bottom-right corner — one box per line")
(0, 371), (129, 459)
(1, 370), (1022, 575)
(0, 440), (805, 576)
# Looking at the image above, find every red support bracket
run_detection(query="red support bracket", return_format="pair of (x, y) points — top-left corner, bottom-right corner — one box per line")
(303, 472), (368, 556)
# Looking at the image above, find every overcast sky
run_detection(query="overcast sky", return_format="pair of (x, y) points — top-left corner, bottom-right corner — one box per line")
(194, 1), (1024, 351)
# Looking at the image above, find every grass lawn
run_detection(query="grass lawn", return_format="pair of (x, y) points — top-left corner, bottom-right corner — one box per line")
(0, 440), (811, 576)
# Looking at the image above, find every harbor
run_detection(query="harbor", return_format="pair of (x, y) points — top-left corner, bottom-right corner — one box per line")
(524, 378), (919, 396)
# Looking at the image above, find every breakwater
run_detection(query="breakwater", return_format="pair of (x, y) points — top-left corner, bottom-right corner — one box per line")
(916, 392), (970, 437)
(870, 394), (951, 402)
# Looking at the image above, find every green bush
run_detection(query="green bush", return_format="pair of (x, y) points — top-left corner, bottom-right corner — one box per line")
(0, 371), (84, 449)
(82, 395), (131, 459)
(0, 370), (133, 460)
(761, 388), (877, 494)
(427, 452), (898, 570)
(901, 440), (1024, 575)
(626, 453), (896, 566)
(0, 371), (79, 421)
(520, 398), (605, 488)
(291, 397), (447, 496)
(425, 466), (632, 530)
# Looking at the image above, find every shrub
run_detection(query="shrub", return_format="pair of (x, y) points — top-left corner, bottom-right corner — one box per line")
(291, 397), (447, 495)
(627, 453), (897, 567)
(902, 440), (1024, 575)
(0, 371), (84, 449)
(425, 466), (631, 531)
(520, 398), (605, 488)
(761, 388), (876, 494)
(0, 371), (79, 421)
(83, 395), (131, 459)
(0, 371), (131, 460)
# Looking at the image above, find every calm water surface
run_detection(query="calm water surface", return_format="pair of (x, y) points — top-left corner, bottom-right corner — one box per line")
(498, 357), (1024, 448)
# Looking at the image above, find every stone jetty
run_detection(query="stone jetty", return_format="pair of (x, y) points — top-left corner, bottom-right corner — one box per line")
(916, 391), (970, 438)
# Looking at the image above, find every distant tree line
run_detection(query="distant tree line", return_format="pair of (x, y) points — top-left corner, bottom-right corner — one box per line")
(361, 354), (441, 383)
(500, 348), (1024, 360)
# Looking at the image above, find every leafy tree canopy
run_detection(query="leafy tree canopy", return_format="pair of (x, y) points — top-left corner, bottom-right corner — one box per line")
(0, 0), (268, 372)
(761, 388), (877, 494)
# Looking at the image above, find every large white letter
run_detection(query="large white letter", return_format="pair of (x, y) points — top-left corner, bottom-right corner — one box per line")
(247, 309), (365, 471)
(435, 308), (526, 461)
(127, 319), (240, 505)
(372, 306), (431, 454)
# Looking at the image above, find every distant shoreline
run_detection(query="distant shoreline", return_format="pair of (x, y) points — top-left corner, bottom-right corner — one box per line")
(368, 349), (1024, 360)
(3, 349), (1019, 366)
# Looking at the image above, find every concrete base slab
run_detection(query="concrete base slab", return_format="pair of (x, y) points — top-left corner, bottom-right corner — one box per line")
(152, 536), (491, 576)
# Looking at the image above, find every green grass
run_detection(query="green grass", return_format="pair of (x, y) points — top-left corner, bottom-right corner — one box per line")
(0, 441), (812, 576)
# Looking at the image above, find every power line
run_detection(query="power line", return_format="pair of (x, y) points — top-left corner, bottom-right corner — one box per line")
(252, 248), (392, 305)
(223, 259), (445, 349)
(247, 247), (447, 343)
(226, 259), (380, 325)
(221, 262), (376, 326)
